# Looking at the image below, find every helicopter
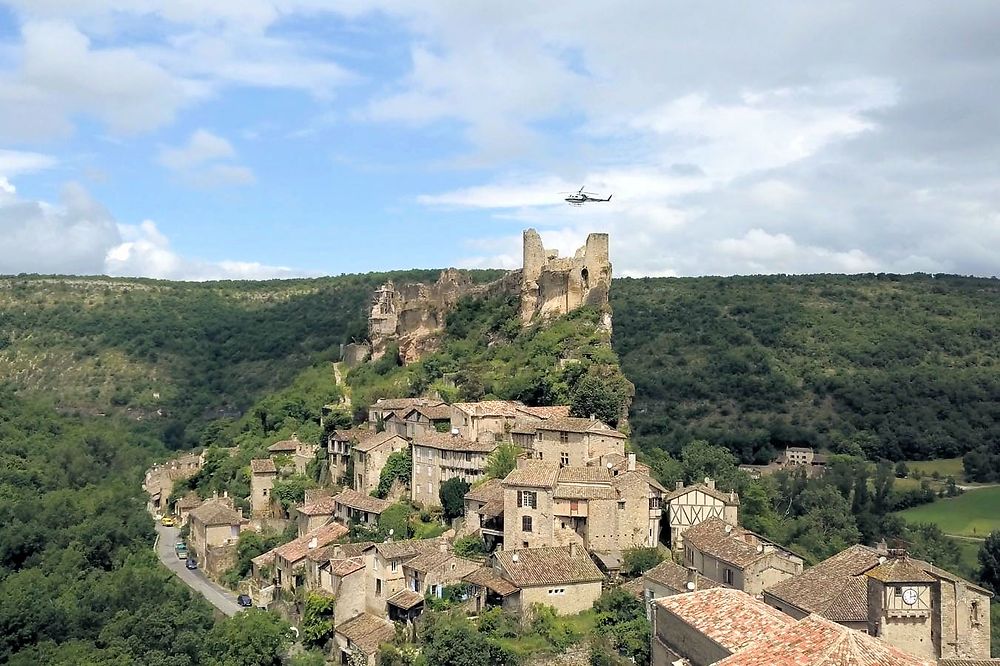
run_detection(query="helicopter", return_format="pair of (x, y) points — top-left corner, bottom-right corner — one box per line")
(562, 186), (612, 206)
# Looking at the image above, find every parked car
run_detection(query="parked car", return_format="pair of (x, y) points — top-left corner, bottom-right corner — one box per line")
(175, 543), (187, 559)
(185, 558), (198, 570)
(237, 595), (253, 607)
(160, 516), (175, 527)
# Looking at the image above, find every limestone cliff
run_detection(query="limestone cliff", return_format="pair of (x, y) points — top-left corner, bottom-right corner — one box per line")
(365, 229), (612, 365)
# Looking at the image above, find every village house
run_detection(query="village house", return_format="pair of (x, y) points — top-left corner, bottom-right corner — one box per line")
(269, 522), (349, 593)
(333, 612), (397, 666)
(463, 566), (520, 615)
(492, 544), (604, 616)
(295, 494), (337, 535)
(463, 478), (505, 550)
(739, 446), (828, 480)
(391, 548), (480, 621)
(401, 403), (453, 438)
(411, 431), (497, 506)
(352, 431), (408, 496)
(665, 478), (740, 550)
(368, 397), (446, 432)
(516, 416), (627, 466)
(451, 400), (570, 442)
(143, 451), (201, 515)
(629, 559), (722, 618)
(331, 489), (393, 530)
(763, 545), (993, 661)
(173, 493), (203, 525)
(327, 427), (364, 486)
(501, 458), (664, 559)
(367, 537), (452, 616)
(187, 494), (246, 574)
(682, 517), (804, 596)
(249, 458), (278, 518)
(267, 433), (319, 475)
(650, 587), (931, 666)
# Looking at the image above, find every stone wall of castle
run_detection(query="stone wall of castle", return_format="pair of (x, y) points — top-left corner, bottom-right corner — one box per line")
(367, 229), (612, 364)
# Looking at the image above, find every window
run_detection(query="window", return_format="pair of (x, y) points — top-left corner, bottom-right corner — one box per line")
(560, 452), (569, 466)
(570, 500), (579, 512)
(971, 600), (981, 625)
(262, 488), (268, 496)
(559, 431), (569, 444)
(547, 588), (565, 595)
(376, 579), (383, 595)
(723, 568), (734, 585)
(522, 541), (529, 548)
(522, 516), (533, 532)
(618, 501), (626, 510)
(649, 497), (661, 510)
(518, 491), (537, 509)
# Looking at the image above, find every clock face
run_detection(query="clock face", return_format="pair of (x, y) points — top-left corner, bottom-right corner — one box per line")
(902, 588), (918, 605)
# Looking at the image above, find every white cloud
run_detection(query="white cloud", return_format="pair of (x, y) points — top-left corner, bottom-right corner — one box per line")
(714, 229), (879, 275)
(157, 129), (255, 187)
(0, 181), (311, 279)
(0, 149), (58, 176)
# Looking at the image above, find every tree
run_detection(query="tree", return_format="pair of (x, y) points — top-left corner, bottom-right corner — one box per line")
(621, 547), (664, 577)
(203, 609), (290, 666)
(569, 373), (629, 427)
(593, 589), (650, 664)
(453, 534), (487, 558)
(485, 443), (519, 480)
(378, 503), (413, 540)
(894, 461), (909, 478)
(439, 478), (470, 523)
(420, 613), (518, 666)
(375, 450), (412, 499)
(978, 530), (1000, 594)
(680, 440), (744, 491)
(301, 593), (335, 645)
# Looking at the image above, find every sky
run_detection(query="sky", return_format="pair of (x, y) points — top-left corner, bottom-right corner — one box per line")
(0, 1), (998, 280)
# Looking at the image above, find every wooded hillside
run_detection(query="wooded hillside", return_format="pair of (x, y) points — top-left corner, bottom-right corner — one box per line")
(613, 273), (1000, 463)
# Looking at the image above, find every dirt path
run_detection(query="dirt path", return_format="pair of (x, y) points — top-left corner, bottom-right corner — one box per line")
(333, 362), (351, 408)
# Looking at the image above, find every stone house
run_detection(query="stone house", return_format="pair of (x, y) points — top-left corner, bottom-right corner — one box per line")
(333, 612), (396, 666)
(187, 494), (245, 571)
(492, 544), (604, 616)
(463, 478), (505, 550)
(327, 427), (364, 486)
(650, 587), (932, 666)
(682, 517), (803, 597)
(352, 431), (408, 496)
(501, 459), (664, 555)
(516, 416), (626, 467)
(632, 559), (722, 618)
(295, 494), (337, 535)
(450, 400), (571, 443)
(368, 397), (446, 431)
(249, 458), (278, 518)
(331, 489), (392, 530)
(411, 431), (497, 506)
(366, 537), (452, 616)
(267, 434), (318, 475)
(763, 545), (993, 661)
(173, 493), (203, 525)
(664, 478), (740, 550)
(270, 522), (349, 593)
(143, 451), (202, 515)
(401, 403), (453, 438)
(390, 549), (480, 621)
(462, 566), (520, 615)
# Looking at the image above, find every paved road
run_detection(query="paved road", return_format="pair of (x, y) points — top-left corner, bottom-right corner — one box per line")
(155, 523), (243, 617)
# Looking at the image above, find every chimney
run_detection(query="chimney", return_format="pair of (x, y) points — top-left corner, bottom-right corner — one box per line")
(590, 414), (596, 421)
(724, 524), (733, 534)
(627, 453), (636, 472)
(675, 481), (684, 491)
(686, 566), (698, 592)
(512, 552), (519, 563)
(223, 490), (228, 498)
(729, 492), (737, 503)
(451, 428), (460, 438)
(705, 478), (715, 490)
(308, 537), (318, 550)
(569, 542), (578, 558)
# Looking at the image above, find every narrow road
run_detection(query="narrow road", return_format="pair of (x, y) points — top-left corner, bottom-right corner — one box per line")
(155, 523), (242, 617)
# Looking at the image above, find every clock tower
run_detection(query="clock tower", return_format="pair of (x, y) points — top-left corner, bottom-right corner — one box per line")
(866, 549), (938, 659)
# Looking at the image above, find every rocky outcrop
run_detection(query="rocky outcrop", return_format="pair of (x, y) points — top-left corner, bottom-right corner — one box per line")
(366, 230), (612, 364)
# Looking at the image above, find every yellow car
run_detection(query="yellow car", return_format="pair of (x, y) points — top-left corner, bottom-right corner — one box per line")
(160, 516), (175, 527)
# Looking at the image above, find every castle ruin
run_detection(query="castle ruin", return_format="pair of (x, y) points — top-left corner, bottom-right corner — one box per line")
(362, 229), (612, 364)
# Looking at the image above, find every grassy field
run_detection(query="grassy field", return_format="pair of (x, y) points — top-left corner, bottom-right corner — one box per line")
(895, 486), (1000, 538)
(955, 540), (982, 580)
(903, 457), (965, 482)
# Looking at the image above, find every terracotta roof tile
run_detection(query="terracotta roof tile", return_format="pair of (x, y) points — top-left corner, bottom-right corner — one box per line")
(480, 498), (504, 517)
(665, 481), (740, 505)
(374, 537), (449, 560)
(405, 404), (453, 421)
(404, 552), (480, 579)
(387, 589), (425, 610)
(535, 416), (625, 436)
(251, 551), (275, 568)
(654, 587), (793, 653)
(517, 405), (572, 419)
(175, 494), (203, 510)
(326, 557), (365, 577)
(373, 397), (444, 411)
(189, 498), (242, 526)
(332, 489), (392, 515)
(452, 400), (525, 417)
(335, 613), (396, 655)
(250, 458), (277, 474)
(502, 462), (560, 488)
(683, 517), (799, 569)
(495, 546), (604, 587)
(412, 431), (497, 452)
(463, 566), (519, 597)
(337, 541), (375, 558)
(714, 613), (934, 666)
(267, 435), (301, 452)
(642, 559), (722, 593)
(764, 545), (881, 622)
(553, 484), (618, 500)
(465, 478), (504, 503)
(353, 431), (406, 453)
(297, 496), (338, 516)
(865, 556), (936, 583)
(273, 523), (349, 564)
(558, 466), (613, 483)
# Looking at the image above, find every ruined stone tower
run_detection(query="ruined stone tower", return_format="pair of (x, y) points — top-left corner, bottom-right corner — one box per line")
(519, 228), (612, 325)
(363, 229), (613, 365)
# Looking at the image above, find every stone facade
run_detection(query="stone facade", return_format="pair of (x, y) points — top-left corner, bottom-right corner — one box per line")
(411, 432), (496, 507)
(519, 416), (626, 466)
(520, 228), (612, 326)
(249, 459), (277, 517)
(352, 432), (408, 496)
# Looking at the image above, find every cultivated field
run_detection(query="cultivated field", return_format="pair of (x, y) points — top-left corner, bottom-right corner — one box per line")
(896, 486), (1000, 538)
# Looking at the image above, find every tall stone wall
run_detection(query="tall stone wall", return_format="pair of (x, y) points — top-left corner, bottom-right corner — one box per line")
(366, 229), (612, 364)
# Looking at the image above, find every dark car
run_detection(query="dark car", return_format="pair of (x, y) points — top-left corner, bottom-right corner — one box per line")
(237, 594), (252, 607)
(185, 558), (198, 570)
